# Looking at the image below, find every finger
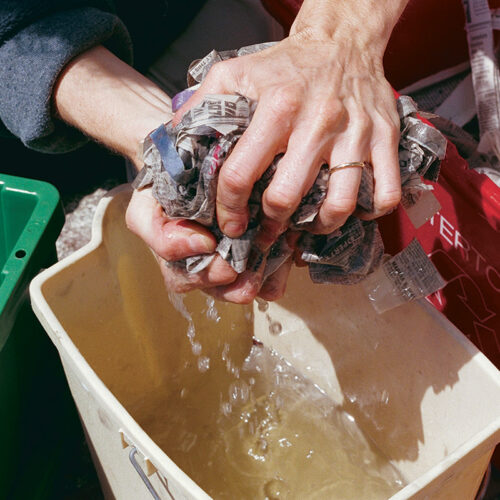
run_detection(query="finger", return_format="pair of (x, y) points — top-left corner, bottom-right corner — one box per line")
(206, 243), (270, 304)
(261, 99), (345, 226)
(158, 254), (238, 294)
(284, 230), (304, 266)
(308, 98), (374, 233)
(126, 189), (216, 261)
(253, 217), (288, 252)
(205, 267), (264, 304)
(210, 227), (298, 304)
(368, 112), (401, 218)
(312, 165), (363, 234)
(216, 95), (294, 237)
(258, 257), (293, 301)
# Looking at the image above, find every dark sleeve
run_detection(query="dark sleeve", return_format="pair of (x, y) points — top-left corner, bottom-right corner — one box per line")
(0, 2), (133, 153)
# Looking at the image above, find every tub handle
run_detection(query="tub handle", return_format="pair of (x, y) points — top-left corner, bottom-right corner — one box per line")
(129, 447), (162, 500)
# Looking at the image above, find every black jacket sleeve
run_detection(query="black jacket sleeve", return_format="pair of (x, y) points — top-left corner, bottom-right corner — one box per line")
(0, 1), (133, 153)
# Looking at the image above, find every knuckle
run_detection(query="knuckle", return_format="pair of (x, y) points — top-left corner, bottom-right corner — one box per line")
(219, 164), (251, 199)
(160, 246), (180, 262)
(376, 187), (402, 211)
(264, 186), (298, 216)
(313, 99), (343, 132)
(328, 98), (344, 119)
(157, 229), (184, 262)
(222, 281), (260, 304)
(124, 198), (142, 234)
(271, 86), (301, 114)
(322, 196), (357, 218)
(207, 260), (238, 285)
(205, 60), (230, 82)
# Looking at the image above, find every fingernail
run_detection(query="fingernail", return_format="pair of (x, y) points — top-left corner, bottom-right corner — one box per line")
(189, 234), (213, 254)
(222, 221), (246, 238)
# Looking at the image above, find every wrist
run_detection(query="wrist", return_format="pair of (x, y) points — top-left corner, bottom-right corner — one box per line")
(54, 46), (172, 171)
(122, 112), (169, 171)
(290, 0), (409, 59)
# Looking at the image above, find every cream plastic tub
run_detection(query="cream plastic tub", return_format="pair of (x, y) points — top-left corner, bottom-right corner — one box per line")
(30, 185), (500, 500)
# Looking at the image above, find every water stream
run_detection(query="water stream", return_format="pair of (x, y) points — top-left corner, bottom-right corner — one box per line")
(129, 294), (405, 499)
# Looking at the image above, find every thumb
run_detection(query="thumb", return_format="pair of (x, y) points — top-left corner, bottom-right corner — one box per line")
(125, 188), (216, 261)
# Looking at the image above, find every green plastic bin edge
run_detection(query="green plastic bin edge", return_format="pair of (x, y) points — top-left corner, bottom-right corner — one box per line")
(0, 173), (65, 349)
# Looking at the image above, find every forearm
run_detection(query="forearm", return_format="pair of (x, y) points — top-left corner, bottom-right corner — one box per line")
(291, 0), (409, 57)
(53, 45), (172, 169)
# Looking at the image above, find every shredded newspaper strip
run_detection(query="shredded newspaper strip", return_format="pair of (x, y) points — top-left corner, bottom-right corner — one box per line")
(462, 0), (500, 161)
(133, 43), (447, 309)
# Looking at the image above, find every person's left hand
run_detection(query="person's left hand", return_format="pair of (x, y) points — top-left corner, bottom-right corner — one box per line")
(173, 28), (402, 240)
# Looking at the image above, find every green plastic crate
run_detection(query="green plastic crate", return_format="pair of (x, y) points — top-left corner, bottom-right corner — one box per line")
(0, 174), (64, 346)
(0, 174), (95, 499)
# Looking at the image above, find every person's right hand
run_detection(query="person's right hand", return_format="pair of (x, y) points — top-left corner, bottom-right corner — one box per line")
(53, 44), (295, 303)
(125, 188), (238, 293)
(126, 188), (292, 303)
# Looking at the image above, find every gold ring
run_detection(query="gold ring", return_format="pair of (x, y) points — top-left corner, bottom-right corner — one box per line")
(329, 161), (367, 173)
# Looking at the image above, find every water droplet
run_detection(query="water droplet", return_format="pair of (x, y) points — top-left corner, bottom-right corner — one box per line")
(257, 438), (268, 452)
(229, 380), (249, 404)
(197, 356), (210, 372)
(220, 402), (232, 417)
(269, 321), (282, 336)
(264, 478), (289, 499)
(192, 342), (202, 356)
(206, 296), (220, 322)
(278, 437), (292, 448)
(221, 342), (229, 361)
(381, 389), (389, 405)
(180, 432), (197, 453)
(257, 298), (269, 312)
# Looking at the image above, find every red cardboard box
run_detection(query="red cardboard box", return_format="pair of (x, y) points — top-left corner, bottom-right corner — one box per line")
(379, 143), (500, 369)
(262, 0), (500, 369)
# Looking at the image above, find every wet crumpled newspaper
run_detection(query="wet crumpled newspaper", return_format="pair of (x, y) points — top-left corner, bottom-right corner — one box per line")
(133, 44), (447, 290)
(426, 114), (500, 187)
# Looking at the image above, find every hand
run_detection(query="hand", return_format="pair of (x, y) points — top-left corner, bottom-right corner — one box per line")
(206, 219), (296, 303)
(52, 44), (294, 303)
(125, 188), (238, 291)
(126, 188), (293, 303)
(174, 0), (409, 238)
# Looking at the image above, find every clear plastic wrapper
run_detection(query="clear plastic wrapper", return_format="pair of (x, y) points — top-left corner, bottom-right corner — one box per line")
(363, 239), (446, 313)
